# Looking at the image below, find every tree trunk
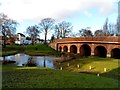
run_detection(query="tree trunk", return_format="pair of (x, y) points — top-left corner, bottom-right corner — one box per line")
(2, 26), (6, 48)
(44, 31), (47, 44)
(3, 35), (6, 48)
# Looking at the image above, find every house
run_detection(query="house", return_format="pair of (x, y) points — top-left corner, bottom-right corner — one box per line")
(0, 36), (15, 45)
(36, 38), (44, 44)
(6, 37), (15, 45)
(15, 33), (26, 45)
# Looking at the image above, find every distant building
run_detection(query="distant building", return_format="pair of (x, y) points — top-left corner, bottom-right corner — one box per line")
(0, 36), (3, 45)
(0, 36), (15, 45)
(15, 33), (26, 45)
(1, 32), (44, 45)
(36, 38), (44, 44)
(6, 37), (15, 45)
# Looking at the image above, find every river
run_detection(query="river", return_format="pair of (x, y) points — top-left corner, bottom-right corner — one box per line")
(0, 53), (61, 69)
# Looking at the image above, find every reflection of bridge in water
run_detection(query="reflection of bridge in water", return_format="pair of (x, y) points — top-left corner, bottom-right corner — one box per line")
(50, 36), (120, 59)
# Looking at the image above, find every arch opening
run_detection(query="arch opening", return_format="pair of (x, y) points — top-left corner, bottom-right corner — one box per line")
(94, 46), (107, 58)
(70, 45), (77, 53)
(111, 48), (120, 59)
(80, 44), (91, 56)
(59, 46), (62, 52)
(63, 46), (68, 52)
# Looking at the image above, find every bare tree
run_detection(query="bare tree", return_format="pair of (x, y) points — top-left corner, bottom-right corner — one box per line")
(103, 18), (111, 36)
(94, 30), (104, 36)
(0, 13), (18, 48)
(108, 23), (116, 36)
(116, 17), (120, 36)
(39, 18), (55, 44)
(70, 32), (78, 37)
(55, 21), (72, 39)
(54, 25), (60, 39)
(79, 29), (93, 37)
(26, 25), (40, 44)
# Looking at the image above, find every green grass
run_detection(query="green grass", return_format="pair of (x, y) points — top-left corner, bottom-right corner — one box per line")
(24, 44), (60, 56)
(55, 56), (120, 79)
(1, 65), (119, 88)
(3, 45), (22, 50)
(2, 44), (61, 56)
(1, 45), (120, 88)
(1, 51), (18, 56)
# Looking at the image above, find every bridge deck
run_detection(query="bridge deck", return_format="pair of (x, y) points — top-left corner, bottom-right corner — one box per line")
(55, 36), (120, 43)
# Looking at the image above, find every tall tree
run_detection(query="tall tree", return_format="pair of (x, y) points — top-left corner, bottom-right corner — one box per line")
(26, 25), (40, 44)
(54, 25), (60, 39)
(103, 18), (110, 36)
(102, 18), (117, 36)
(39, 18), (55, 44)
(55, 21), (72, 39)
(116, 17), (120, 36)
(0, 13), (17, 48)
(108, 23), (116, 36)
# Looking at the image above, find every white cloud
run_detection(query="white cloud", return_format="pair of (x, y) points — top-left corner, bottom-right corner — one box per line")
(0, 0), (117, 21)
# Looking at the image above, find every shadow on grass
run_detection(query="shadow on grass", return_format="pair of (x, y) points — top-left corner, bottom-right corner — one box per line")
(100, 67), (120, 80)
(54, 56), (111, 70)
(55, 56), (120, 82)
(79, 66), (120, 85)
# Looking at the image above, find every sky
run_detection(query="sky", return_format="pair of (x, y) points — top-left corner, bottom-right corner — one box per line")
(0, 0), (119, 39)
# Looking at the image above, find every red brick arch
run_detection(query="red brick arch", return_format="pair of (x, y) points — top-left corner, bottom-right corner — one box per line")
(94, 45), (107, 58)
(80, 44), (91, 56)
(58, 46), (62, 52)
(111, 48), (120, 59)
(70, 45), (77, 53)
(50, 37), (120, 58)
(63, 46), (68, 52)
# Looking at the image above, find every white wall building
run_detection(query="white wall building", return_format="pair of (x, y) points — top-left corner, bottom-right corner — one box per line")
(15, 33), (26, 45)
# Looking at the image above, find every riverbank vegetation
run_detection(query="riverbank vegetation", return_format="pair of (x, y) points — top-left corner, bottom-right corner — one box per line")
(1, 51), (18, 56)
(2, 65), (119, 88)
(2, 44), (61, 56)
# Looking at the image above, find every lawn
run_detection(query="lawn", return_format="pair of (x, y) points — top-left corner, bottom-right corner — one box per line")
(24, 44), (60, 56)
(2, 44), (61, 56)
(55, 56), (120, 80)
(1, 65), (119, 88)
(1, 51), (18, 56)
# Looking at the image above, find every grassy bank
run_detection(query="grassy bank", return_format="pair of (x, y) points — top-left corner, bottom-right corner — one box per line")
(2, 65), (119, 88)
(1, 51), (18, 56)
(24, 44), (61, 56)
(2, 44), (61, 56)
(55, 56), (120, 80)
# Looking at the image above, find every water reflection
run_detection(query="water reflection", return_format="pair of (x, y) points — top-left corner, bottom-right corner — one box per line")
(0, 53), (57, 69)
(15, 53), (29, 66)
(27, 56), (37, 66)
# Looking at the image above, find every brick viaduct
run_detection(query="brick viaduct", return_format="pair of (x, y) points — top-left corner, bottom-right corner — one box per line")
(50, 36), (120, 59)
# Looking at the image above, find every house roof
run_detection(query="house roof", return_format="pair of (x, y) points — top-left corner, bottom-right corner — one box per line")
(17, 33), (25, 37)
